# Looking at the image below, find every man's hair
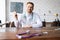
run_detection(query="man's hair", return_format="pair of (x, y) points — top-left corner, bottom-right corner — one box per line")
(27, 2), (34, 7)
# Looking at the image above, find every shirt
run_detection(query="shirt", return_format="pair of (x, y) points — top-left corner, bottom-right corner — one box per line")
(17, 12), (42, 28)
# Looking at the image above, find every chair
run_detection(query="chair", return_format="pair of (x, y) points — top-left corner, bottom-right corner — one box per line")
(6, 22), (11, 27)
(6, 22), (15, 27)
(10, 22), (15, 27)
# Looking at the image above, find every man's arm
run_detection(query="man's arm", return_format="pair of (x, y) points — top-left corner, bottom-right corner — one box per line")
(14, 15), (22, 28)
(31, 14), (42, 28)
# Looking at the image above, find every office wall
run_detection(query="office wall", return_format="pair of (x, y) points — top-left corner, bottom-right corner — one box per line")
(0, 0), (6, 23)
(7, 0), (60, 22)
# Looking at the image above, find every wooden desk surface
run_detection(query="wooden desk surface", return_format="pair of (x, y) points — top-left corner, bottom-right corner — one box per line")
(0, 27), (60, 40)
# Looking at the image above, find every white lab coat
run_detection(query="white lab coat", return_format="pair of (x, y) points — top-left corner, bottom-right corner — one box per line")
(16, 12), (42, 28)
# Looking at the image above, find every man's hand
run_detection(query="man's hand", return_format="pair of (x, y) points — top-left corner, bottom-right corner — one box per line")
(23, 25), (32, 28)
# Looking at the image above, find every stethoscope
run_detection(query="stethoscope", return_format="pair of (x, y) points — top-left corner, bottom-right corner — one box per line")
(23, 12), (33, 21)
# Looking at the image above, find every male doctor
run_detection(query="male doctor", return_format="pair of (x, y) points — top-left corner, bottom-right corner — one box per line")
(16, 2), (42, 28)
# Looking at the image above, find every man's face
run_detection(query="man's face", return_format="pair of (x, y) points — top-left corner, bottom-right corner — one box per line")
(26, 4), (34, 13)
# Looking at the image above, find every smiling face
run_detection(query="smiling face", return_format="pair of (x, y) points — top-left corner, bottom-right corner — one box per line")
(26, 2), (34, 14)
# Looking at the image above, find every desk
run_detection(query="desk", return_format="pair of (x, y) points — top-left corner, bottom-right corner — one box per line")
(0, 27), (60, 40)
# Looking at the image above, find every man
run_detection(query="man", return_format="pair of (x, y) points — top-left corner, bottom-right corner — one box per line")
(17, 2), (42, 28)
